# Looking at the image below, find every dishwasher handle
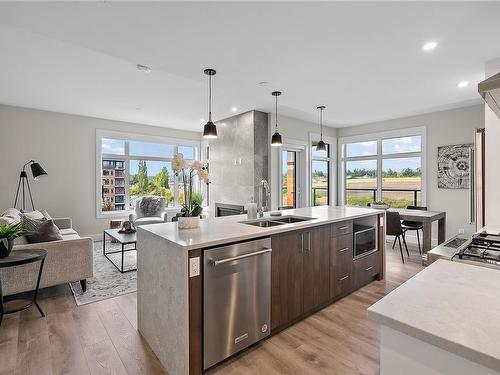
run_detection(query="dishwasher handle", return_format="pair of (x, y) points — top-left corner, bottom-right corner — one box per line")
(210, 248), (272, 266)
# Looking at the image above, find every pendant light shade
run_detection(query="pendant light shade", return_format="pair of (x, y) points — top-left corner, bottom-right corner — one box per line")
(203, 68), (218, 138)
(271, 91), (282, 146)
(316, 105), (327, 152)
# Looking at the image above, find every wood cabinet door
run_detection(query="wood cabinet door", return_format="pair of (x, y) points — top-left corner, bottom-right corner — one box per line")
(303, 226), (331, 313)
(271, 231), (304, 331)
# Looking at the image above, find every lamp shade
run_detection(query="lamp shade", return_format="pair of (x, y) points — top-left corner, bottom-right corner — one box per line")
(316, 140), (327, 152)
(271, 132), (282, 146)
(203, 121), (218, 138)
(30, 162), (47, 180)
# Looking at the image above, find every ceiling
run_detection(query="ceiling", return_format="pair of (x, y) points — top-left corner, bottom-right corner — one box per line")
(0, 1), (498, 132)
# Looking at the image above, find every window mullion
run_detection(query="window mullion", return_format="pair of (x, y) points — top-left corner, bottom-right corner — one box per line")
(377, 140), (382, 202)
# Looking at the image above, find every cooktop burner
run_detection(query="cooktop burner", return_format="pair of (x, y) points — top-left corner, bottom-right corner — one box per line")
(458, 232), (500, 265)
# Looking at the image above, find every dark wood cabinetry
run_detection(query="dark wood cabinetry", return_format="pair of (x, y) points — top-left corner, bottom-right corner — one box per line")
(271, 230), (304, 331)
(353, 251), (379, 289)
(271, 225), (331, 330)
(303, 226), (331, 313)
(271, 217), (383, 333)
(330, 233), (354, 298)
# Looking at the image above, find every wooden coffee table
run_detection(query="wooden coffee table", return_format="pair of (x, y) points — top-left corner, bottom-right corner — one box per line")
(103, 229), (137, 273)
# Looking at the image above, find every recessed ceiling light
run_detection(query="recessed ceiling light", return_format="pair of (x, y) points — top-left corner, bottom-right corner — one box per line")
(457, 81), (469, 88)
(231, 107), (237, 112)
(422, 41), (437, 51)
(200, 118), (205, 123)
(136, 64), (152, 73)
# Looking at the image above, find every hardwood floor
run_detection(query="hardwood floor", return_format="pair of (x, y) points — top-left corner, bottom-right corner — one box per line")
(0, 244), (423, 375)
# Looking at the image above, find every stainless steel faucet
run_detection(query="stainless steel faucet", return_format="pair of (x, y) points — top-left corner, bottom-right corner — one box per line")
(258, 179), (271, 217)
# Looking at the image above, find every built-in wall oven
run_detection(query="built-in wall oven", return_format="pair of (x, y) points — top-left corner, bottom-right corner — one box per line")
(353, 224), (377, 259)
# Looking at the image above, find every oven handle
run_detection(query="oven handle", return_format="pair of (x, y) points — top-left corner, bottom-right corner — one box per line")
(210, 248), (272, 266)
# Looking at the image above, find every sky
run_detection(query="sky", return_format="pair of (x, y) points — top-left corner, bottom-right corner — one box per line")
(345, 136), (421, 172)
(102, 138), (194, 176)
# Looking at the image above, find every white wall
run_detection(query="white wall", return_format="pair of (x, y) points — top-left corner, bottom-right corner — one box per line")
(0, 104), (200, 237)
(269, 114), (337, 210)
(337, 104), (485, 239)
(484, 58), (500, 227)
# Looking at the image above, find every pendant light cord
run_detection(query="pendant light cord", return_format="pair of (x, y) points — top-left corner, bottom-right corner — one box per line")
(275, 94), (278, 132)
(320, 107), (323, 139)
(208, 74), (212, 122)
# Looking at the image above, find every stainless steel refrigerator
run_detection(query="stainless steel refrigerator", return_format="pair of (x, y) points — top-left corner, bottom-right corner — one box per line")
(470, 128), (485, 231)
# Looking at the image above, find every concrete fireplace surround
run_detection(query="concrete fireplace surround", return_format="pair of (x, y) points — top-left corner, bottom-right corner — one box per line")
(206, 110), (269, 217)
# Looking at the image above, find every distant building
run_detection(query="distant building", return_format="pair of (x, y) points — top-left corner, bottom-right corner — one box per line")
(102, 159), (125, 211)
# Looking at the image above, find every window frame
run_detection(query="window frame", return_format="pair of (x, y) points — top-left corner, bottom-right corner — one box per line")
(338, 126), (426, 206)
(309, 132), (337, 207)
(96, 129), (200, 218)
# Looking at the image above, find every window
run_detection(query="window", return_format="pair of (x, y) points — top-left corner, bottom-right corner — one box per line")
(311, 142), (331, 206)
(341, 129), (425, 208)
(281, 150), (297, 208)
(97, 131), (199, 216)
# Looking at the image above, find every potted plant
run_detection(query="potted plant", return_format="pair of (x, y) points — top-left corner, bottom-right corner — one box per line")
(172, 154), (210, 229)
(0, 222), (24, 258)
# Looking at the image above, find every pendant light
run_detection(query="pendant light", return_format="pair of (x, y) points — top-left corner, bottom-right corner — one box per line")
(316, 105), (327, 152)
(271, 91), (283, 146)
(202, 68), (217, 138)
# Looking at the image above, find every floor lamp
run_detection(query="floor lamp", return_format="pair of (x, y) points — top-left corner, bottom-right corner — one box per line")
(14, 160), (47, 211)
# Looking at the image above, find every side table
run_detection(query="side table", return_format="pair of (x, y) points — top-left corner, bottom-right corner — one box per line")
(0, 249), (47, 325)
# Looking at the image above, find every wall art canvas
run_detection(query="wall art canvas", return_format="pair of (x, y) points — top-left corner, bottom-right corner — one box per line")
(437, 144), (472, 189)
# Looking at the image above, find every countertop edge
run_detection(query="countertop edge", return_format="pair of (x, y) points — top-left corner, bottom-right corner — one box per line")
(367, 298), (500, 372)
(140, 209), (383, 251)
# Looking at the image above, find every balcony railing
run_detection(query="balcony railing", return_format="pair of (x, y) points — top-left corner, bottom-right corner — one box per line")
(346, 188), (421, 207)
(312, 187), (328, 206)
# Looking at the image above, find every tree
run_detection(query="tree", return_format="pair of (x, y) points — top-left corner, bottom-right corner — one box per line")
(153, 167), (170, 189)
(137, 160), (149, 194)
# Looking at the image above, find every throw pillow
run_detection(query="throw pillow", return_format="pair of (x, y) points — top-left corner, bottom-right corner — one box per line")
(21, 215), (63, 243)
(22, 210), (45, 220)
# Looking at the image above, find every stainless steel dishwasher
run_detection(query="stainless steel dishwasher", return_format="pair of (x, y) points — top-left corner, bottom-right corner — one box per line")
(203, 237), (271, 370)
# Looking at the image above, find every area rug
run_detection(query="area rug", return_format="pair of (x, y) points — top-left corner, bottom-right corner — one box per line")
(70, 240), (137, 305)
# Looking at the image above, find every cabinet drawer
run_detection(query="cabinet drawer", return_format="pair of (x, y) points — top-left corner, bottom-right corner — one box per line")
(353, 251), (379, 288)
(331, 234), (353, 265)
(331, 220), (353, 237)
(331, 266), (353, 298)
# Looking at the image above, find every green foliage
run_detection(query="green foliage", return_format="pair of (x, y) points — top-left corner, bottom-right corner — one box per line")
(129, 163), (175, 205)
(191, 192), (204, 206)
(0, 223), (24, 249)
(137, 160), (149, 193)
(346, 168), (421, 178)
(347, 196), (414, 208)
(153, 167), (170, 189)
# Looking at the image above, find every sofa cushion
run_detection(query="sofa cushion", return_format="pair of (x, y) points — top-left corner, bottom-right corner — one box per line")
(21, 215), (63, 243)
(0, 215), (18, 226)
(1, 208), (23, 224)
(13, 236), (29, 245)
(60, 233), (81, 241)
(59, 228), (78, 236)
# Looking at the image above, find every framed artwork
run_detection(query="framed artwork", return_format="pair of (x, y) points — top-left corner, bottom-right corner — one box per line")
(437, 144), (472, 189)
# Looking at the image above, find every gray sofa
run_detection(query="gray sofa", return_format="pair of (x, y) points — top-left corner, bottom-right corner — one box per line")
(0, 208), (93, 296)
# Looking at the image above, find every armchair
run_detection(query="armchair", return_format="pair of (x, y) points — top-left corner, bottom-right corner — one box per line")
(129, 196), (168, 226)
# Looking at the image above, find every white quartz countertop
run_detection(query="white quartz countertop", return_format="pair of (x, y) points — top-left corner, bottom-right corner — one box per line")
(368, 259), (500, 372)
(139, 205), (381, 250)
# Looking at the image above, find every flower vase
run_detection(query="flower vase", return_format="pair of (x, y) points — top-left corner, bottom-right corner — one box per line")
(178, 216), (200, 230)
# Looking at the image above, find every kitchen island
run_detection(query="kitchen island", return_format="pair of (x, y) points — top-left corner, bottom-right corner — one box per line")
(137, 206), (385, 375)
(368, 259), (500, 375)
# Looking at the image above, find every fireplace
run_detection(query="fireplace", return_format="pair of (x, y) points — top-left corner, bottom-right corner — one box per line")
(215, 203), (246, 217)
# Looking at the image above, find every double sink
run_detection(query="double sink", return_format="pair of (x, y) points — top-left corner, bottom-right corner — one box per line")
(241, 215), (315, 228)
